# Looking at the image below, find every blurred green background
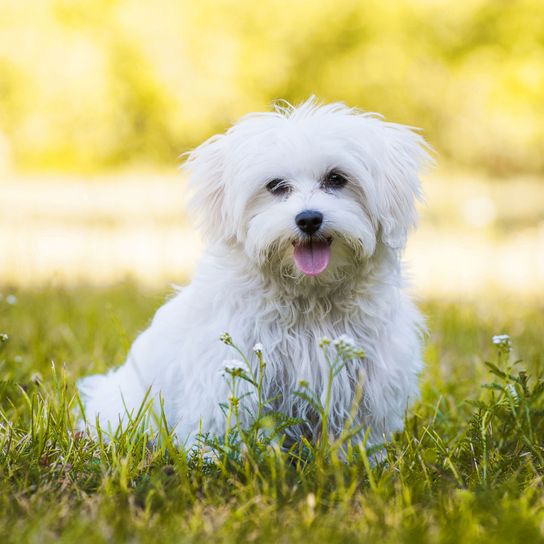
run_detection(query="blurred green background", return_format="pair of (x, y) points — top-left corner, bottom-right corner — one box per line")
(1, 0), (543, 295)
(1, 0), (543, 174)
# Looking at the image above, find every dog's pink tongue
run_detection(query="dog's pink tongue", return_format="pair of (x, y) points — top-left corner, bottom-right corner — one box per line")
(293, 240), (331, 276)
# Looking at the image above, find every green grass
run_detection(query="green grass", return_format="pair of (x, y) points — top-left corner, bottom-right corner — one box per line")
(1, 283), (544, 543)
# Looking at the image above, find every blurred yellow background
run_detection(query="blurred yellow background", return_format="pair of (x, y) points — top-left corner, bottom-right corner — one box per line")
(1, 0), (543, 296)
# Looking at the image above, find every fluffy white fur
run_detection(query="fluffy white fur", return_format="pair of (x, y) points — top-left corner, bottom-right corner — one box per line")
(78, 98), (431, 450)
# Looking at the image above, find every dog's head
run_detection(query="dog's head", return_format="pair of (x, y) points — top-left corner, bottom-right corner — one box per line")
(184, 98), (431, 282)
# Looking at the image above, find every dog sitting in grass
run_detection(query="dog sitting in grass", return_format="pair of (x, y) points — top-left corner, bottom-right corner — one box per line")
(79, 98), (431, 450)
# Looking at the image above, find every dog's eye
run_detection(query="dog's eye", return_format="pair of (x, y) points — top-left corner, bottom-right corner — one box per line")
(323, 170), (348, 190)
(266, 178), (290, 196)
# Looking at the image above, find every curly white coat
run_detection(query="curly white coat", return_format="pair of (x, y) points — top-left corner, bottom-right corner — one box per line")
(78, 98), (431, 449)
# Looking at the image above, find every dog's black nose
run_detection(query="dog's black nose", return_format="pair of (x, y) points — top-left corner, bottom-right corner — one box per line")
(295, 210), (323, 235)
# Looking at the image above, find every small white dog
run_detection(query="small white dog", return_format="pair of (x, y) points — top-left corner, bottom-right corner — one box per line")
(79, 98), (431, 450)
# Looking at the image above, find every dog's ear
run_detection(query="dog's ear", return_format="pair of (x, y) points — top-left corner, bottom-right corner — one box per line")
(183, 134), (235, 244)
(375, 123), (432, 250)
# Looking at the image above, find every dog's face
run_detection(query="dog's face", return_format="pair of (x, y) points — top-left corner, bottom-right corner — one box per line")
(184, 99), (431, 282)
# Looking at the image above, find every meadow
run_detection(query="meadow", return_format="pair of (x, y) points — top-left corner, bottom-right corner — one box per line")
(2, 1), (544, 541)
(1, 283), (543, 543)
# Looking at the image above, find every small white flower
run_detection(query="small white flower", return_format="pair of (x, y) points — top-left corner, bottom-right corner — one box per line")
(220, 359), (246, 377)
(219, 332), (233, 345)
(6, 295), (17, 305)
(319, 336), (331, 348)
(333, 334), (355, 348)
(222, 359), (244, 370)
(253, 342), (264, 354)
(492, 334), (512, 354)
(492, 334), (511, 345)
(331, 334), (365, 358)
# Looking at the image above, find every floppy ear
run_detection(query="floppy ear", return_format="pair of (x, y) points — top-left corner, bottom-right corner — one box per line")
(183, 134), (235, 244)
(376, 123), (432, 250)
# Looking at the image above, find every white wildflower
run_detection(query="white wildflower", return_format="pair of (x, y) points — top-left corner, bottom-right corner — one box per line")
(219, 332), (233, 345)
(222, 359), (245, 371)
(220, 359), (246, 377)
(333, 334), (355, 348)
(492, 334), (511, 345)
(492, 334), (512, 353)
(331, 334), (365, 358)
(319, 336), (331, 347)
(253, 342), (264, 354)
(6, 294), (17, 305)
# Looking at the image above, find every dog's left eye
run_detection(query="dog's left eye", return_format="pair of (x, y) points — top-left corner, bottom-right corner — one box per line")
(266, 178), (290, 196)
(322, 170), (348, 190)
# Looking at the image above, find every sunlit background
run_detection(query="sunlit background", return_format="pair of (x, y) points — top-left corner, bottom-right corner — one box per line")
(1, 0), (543, 297)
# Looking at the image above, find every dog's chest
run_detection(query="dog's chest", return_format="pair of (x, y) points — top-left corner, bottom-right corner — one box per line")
(249, 309), (371, 381)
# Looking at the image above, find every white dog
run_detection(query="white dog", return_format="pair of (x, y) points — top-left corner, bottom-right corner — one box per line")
(79, 98), (431, 450)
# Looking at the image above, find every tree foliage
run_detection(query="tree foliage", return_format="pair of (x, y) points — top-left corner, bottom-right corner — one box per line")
(0, 0), (543, 174)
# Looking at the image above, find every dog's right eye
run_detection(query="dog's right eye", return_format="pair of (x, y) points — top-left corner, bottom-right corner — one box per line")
(266, 178), (290, 196)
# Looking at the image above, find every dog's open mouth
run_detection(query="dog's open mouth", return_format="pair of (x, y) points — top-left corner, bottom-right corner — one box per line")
(292, 237), (332, 276)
